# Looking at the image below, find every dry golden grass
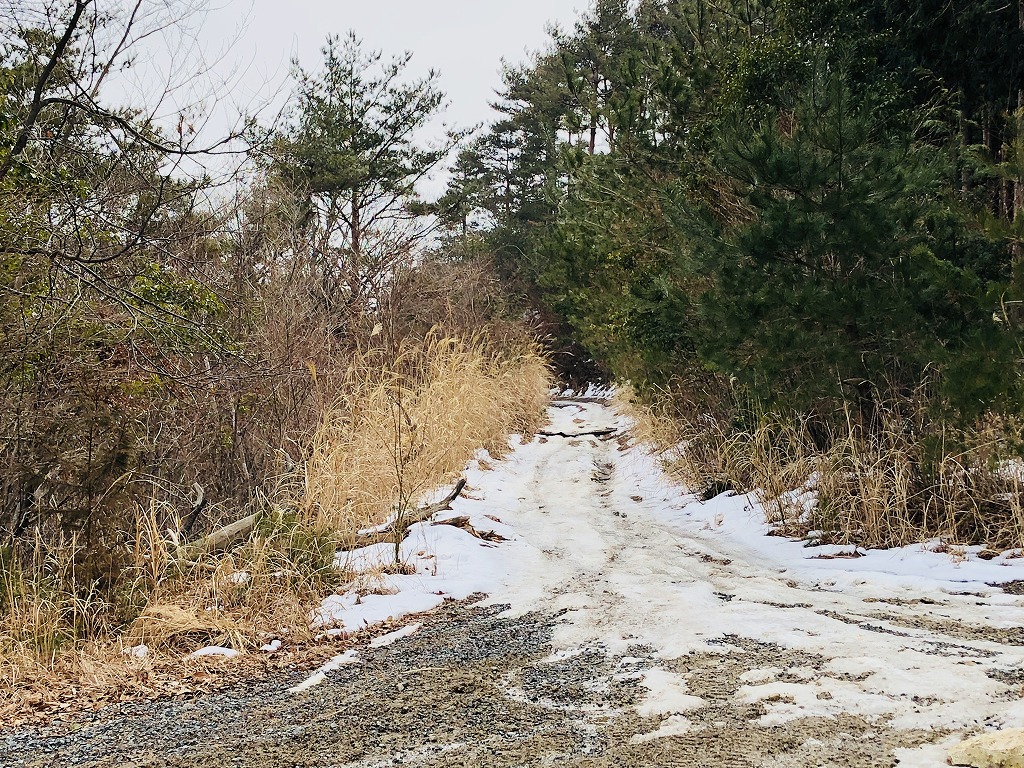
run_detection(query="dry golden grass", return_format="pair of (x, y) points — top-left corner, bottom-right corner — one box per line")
(808, 409), (1024, 549)
(622, 389), (1024, 550)
(618, 385), (758, 499)
(0, 511), (351, 723)
(0, 626), (362, 727)
(303, 333), (551, 537)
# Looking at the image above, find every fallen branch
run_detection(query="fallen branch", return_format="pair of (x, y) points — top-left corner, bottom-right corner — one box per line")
(432, 515), (506, 543)
(178, 478), (467, 559)
(537, 428), (617, 439)
(178, 511), (260, 560)
(341, 479), (467, 551)
(180, 482), (207, 538)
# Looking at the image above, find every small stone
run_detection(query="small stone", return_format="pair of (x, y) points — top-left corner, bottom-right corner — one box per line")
(950, 729), (1024, 767)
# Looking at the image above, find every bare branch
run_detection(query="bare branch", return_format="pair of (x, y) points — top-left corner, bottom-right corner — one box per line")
(0, 0), (90, 182)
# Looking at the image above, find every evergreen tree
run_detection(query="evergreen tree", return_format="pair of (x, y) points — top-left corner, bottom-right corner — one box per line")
(275, 32), (467, 314)
(443, 0), (1023, 421)
(697, 67), (1014, 420)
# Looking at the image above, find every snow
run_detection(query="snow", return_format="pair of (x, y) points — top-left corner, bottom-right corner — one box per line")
(557, 384), (615, 400)
(635, 669), (705, 717)
(288, 650), (360, 693)
(260, 639), (282, 652)
(316, 590), (445, 634)
(123, 644), (149, 658)
(369, 623), (421, 648)
(304, 396), (1024, 758)
(894, 738), (964, 768)
(739, 667), (782, 684)
(189, 646), (240, 659)
(315, 478), (522, 636)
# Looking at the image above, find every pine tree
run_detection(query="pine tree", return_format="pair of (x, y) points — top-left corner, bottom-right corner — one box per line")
(697, 65), (1013, 421)
(275, 32), (466, 314)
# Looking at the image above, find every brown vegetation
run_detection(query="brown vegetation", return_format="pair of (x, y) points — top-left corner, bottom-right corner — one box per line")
(623, 386), (1024, 551)
(0, 0), (553, 718)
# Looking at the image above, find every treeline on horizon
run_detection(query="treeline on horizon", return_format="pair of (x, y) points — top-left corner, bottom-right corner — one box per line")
(435, 0), (1024, 547)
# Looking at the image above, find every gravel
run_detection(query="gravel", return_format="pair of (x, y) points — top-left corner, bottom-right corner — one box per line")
(2, 598), (939, 768)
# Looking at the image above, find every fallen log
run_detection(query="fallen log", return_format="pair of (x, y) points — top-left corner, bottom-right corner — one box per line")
(551, 396), (613, 405)
(341, 478), (468, 551)
(177, 511), (260, 560)
(537, 428), (617, 439)
(178, 478), (467, 560)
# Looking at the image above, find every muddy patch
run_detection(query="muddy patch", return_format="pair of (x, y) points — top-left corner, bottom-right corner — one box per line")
(863, 609), (1024, 647)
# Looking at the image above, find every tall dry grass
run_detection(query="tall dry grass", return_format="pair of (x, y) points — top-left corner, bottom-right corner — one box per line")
(1, 535), (105, 666)
(623, 388), (1024, 550)
(303, 333), (551, 538)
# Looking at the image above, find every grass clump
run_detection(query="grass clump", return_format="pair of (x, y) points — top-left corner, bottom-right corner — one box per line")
(303, 333), (551, 538)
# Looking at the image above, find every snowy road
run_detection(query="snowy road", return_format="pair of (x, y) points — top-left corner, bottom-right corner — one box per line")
(434, 398), (1024, 765)
(8, 398), (1024, 767)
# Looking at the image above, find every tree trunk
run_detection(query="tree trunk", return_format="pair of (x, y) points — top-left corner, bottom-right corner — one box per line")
(1017, 1), (1024, 222)
(983, 113), (999, 215)
(960, 112), (971, 195)
(1012, 2), (1024, 264)
(351, 191), (361, 256)
(1017, 98), (1024, 223)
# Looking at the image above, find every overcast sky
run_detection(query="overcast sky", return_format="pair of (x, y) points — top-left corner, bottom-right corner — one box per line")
(120, 0), (588, 192)
(220, 1), (586, 128)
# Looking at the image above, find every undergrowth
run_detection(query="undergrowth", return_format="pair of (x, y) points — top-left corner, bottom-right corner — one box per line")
(303, 333), (550, 537)
(0, 332), (551, 719)
(623, 386), (1024, 551)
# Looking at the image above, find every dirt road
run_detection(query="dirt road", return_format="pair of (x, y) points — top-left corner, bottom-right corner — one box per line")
(5, 399), (1024, 767)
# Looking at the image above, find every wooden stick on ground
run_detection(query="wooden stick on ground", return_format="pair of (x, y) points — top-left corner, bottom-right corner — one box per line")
(343, 478), (468, 551)
(180, 478), (467, 559)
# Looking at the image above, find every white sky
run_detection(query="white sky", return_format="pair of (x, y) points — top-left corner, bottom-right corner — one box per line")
(108, 0), (589, 195)
(216, 1), (587, 130)
(107, 0), (581, 191)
